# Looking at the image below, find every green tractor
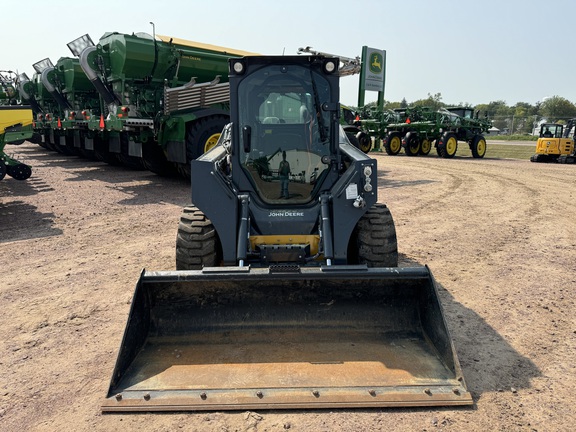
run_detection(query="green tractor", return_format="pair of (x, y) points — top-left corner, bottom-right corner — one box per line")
(358, 105), (491, 158)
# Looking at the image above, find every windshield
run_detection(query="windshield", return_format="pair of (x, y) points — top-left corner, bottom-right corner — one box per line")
(238, 64), (331, 204)
(540, 124), (562, 138)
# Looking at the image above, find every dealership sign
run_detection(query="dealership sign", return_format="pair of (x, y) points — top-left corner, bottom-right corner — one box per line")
(363, 47), (386, 92)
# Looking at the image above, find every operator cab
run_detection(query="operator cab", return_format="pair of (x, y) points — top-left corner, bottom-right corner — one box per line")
(539, 123), (563, 138)
(236, 61), (334, 205)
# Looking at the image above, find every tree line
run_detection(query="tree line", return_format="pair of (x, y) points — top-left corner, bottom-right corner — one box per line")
(380, 93), (576, 135)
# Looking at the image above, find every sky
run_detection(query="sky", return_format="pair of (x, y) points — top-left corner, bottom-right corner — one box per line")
(3, 0), (575, 108)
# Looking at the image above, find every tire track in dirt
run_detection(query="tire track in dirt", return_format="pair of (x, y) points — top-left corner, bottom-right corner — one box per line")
(2, 143), (575, 431)
(376, 156), (547, 267)
(374, 154), (576, 431)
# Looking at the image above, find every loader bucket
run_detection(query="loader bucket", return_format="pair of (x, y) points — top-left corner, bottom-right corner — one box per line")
(102, 266), (472, 412)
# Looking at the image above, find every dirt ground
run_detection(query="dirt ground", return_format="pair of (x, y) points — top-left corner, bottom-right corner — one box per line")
(1, 141), (575, 432)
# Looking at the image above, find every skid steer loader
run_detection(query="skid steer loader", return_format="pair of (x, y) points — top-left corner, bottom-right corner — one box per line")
(102, 55), (472, 412)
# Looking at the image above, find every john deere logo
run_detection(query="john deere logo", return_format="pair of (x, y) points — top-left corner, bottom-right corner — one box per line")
(369, 53), (383, 74)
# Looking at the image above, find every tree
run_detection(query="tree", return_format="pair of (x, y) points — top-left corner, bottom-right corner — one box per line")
(476, 100), (512, 132)
(539, 96), (576, 122)
(412, 92), (444, 111)
(510, 102), (538, 134)
(383, 100), (401, 110)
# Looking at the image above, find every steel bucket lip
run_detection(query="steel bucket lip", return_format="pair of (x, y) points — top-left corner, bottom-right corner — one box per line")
(142, 265), (433, 283)
(103, 264), (472, 412)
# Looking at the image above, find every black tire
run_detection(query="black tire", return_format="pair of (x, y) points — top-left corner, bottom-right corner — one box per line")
(355, 131), (372, 153)
(403, 132), (420, 156)
(178, 115), (228, 178)
(43, 132), (58, 152)
(0, 160), (6, 181)
(348, 203), (398, 267)
(437, 132), (458, 158)
(176, 205), (222, 270)
(346, 132), (360, 148)
(6, 163), (32, 180)
(93, 136), (122, 166)
(53, 133), (76, 156)
(142, 142), (178, 177)
(419, 137), (432, 155)
(29, 132), (43, 145)
(187, 115), (229, 160)
(117, 133), (146, 170)
(470, 134), (487, 158)
(383, 131), (402, 155)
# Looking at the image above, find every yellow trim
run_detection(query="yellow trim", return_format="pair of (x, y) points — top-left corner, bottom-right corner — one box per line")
(0, 108), (33, 134)
(156, 35), (258, 57)
(250, 235), (320, 255)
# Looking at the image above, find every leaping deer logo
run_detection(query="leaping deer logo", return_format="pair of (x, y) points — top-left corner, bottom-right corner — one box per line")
(369, 53), (383, 73)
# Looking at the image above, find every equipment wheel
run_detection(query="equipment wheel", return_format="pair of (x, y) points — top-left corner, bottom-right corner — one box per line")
(347, 203), (398, 267)
(384, 132), (402, 155)
(142, 142), (178, 177)
(54, 134), (76, 156)
(93, 136), (122, 166)
(186, 115), (229, 160)
(30, 132), (43, 145)
(176, 205), (223, 270)
(43, 132), (58, 152)
(6, 163), (32, 180)
(178, 115), (228, 178)
(437, 132), (458, 158)
(355, 131), (372, 153)
(403, 132), (420, 156)
(0, 160), (6, 180)
(419, 138), (432, 155)
(346, 132), (360, 148)
(470, 135), (487, 158)
(117, 133), (146, 170)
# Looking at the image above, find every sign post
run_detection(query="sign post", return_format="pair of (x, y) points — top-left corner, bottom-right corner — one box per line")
(358, 46), (386, 150)
(358, 46), (386, 108)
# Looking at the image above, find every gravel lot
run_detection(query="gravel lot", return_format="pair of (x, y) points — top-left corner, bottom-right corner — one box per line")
(1, 142), (575, 431)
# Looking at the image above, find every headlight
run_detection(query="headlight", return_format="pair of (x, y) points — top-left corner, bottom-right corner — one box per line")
(231, 60), (245, 74)
(324, 60), (336, 74)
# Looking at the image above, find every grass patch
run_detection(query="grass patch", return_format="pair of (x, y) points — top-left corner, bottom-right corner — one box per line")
(371, 141), (536, 160)
(486, 134), (538, 141)
(455, 143), (535, 160)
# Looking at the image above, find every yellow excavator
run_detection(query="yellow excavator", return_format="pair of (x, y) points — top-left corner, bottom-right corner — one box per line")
(530, 120), (576, 164)
(102, 55), (472, 412)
